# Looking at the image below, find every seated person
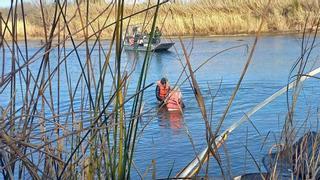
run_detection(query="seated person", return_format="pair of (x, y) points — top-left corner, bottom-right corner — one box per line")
(138, 39), (144, 46)
(128, 37), (134, 46)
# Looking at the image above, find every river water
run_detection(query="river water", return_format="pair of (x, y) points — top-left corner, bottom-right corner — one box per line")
(1, 35), (320, 178)
(131, 35), (320, 178)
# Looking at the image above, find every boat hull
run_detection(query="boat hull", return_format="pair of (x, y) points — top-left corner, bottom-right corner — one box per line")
(124, 42), (174, 52)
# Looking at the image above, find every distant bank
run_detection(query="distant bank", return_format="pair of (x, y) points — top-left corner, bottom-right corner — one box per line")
(0, 0), (319, 40)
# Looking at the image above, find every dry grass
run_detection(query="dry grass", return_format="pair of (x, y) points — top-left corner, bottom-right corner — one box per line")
(0, 0), (319, 179)
(175, 2), (320, 178)
(0, 0), (165, 179)
(1, 0), (320, 39)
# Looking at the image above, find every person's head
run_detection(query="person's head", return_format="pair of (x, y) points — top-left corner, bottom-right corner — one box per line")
(133, 26), (138, 33)
(160, 77), (167, 85)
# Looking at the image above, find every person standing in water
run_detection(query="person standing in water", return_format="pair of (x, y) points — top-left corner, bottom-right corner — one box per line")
(156, 77), (170, 104)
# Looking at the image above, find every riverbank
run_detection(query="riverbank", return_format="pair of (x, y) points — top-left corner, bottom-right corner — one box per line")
(0, 0), (319, 40)
(7, 31), (304, 43)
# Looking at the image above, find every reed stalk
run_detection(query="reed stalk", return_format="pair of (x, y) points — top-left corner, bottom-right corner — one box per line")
(0, 0), (168, 179)
(1, 0), (319, 179)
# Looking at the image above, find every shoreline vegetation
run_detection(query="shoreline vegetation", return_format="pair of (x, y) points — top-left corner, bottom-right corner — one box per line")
(1, 0), (320, 40)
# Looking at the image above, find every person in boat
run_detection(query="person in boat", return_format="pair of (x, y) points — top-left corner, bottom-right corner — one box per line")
(156, 77), (170, 104)
(128, 36), (134, 46)
(143, 30), (149, 39)
(132, 26), (141, 46)
(132, 26), (138, 35)
(152, 26), (162, 44)
(138, 38), (144, 46)
(166, 87), (185, 111)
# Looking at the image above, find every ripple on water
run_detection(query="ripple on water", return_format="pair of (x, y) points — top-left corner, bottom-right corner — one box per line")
(2, 36), (320, 178)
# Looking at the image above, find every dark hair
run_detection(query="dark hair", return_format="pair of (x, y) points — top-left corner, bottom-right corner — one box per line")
(160, 77), (167, 85)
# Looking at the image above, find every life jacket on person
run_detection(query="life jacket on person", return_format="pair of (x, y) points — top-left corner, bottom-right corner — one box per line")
(166, 89), (182, 111)
(157, 80), (169, 100)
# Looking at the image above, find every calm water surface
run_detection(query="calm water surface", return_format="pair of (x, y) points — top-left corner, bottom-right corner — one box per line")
(1, 35), (320, 178)
(132, 35), (320, 178)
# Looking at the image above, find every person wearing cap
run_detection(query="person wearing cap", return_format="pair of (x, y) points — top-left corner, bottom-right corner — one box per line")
(156, 77), (170, 104)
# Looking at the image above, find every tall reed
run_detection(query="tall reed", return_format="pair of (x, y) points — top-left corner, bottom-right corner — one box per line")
(0, 0), (169, 179)
(175, 1), (320, 179)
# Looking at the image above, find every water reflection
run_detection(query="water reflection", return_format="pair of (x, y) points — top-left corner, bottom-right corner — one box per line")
(157, 108), (183, 131)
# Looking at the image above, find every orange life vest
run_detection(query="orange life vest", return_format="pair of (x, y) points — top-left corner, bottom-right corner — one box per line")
(157, 81), (169, 99)
(166, 90), (182, 111)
